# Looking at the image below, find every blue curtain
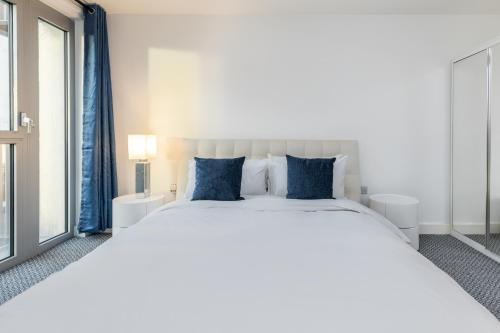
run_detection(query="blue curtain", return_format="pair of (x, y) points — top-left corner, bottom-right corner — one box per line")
(79, 4), (117, 233)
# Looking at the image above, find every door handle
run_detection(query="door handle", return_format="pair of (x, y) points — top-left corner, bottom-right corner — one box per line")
(20, 112), (35, 134)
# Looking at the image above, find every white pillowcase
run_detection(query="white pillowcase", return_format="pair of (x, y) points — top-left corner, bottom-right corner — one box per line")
(184, 158), (268, 199)
(241, 159), (268, 195)
(267, 155), (288, 197)
(184, 159), (196, 199)
(267, 154), (348, 198)
(332, 155), (347, 198)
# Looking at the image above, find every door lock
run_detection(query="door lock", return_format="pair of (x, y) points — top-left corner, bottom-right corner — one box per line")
(20, 112), (35, 134)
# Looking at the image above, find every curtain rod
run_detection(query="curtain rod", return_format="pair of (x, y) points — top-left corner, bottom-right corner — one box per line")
(74, 0), (95, 14)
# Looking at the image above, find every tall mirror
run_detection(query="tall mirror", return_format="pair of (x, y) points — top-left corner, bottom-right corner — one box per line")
(452, 50), (488, 245)
(452, 45), (500, 257)
(489, 44), (500, 255)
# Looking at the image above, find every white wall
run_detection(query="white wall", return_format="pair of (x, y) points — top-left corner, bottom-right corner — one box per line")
(108, 14), (500, 230)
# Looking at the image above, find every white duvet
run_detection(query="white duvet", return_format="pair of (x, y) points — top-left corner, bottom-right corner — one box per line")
(0, 196), (499, 332)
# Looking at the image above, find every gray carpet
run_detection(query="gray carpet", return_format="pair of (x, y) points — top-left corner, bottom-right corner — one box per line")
(0, 234), (110, 305)
(420, 235), (500, 320)
(466, 233), (500, 256)
(0, 234), (499, 321)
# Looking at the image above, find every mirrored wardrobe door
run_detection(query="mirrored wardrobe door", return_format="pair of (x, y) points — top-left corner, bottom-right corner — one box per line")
(488, 44), (500, 255)
(452, 50), (489, 244)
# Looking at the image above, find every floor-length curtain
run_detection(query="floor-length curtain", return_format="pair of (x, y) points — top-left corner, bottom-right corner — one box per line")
(78, 4), (117, 233)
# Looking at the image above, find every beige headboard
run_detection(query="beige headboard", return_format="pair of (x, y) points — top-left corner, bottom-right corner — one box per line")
(168, 139), (361, 202)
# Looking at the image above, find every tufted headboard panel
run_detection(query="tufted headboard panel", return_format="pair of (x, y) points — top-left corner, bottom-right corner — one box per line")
(168, 139), (361, 202)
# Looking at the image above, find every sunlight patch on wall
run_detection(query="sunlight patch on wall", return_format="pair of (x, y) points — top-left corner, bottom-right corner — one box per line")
(148, 48), (201, 137)
(147, 48), (201, 194)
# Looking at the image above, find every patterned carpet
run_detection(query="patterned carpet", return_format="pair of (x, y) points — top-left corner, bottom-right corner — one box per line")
(0, 234), (499, 321)
(0, 234), (110, 305)
(420, 235), (500, 320)
(466, 233), (500, 256)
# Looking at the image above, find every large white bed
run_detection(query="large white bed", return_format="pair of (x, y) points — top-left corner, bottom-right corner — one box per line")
(0, 139), (499, 332)
(1, 196), (499, 332)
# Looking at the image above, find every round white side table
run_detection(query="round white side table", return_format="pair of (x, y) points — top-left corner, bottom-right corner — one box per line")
(369, 194), (420, 250)
(112, 194), (165, 236)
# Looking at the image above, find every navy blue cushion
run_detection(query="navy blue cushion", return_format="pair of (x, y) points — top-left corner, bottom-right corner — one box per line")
(192, 157), (246, 201)
(286, 155), (336, 200)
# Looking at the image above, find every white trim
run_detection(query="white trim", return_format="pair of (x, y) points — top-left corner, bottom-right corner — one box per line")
(419, 222), (451, 235)
(421, 222), (500, 234)
(453, 222), (500, 235)
(451, 231), (500, 264)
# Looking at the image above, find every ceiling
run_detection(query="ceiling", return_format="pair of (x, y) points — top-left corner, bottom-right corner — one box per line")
(95, 0), (500, 15)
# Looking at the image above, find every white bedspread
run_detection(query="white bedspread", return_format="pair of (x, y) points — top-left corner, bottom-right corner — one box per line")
(1, 196), (499, 332)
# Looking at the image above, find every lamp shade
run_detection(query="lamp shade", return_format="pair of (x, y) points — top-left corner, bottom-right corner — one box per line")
(128, 135), (157, 160)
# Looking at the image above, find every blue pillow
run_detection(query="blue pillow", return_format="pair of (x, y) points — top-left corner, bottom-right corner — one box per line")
(286, 155), (336, 200)
(192, 157), (246, 201)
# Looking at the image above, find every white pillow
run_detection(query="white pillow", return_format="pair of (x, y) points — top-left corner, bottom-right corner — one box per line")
(332, 155), (348, 198)
(184, 159), (196, 199)
(184, 158), (268, 199)
(267, 154), (348, 198)
(267, 155), (288, 197)
(241, 159), (268, 195)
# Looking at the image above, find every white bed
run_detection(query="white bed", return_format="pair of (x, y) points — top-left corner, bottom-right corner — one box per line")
(0, 139), (499, 332)
(0, 196), (499, 332)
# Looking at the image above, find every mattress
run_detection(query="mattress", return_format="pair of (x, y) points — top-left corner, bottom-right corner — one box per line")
(0, 196), (498, 332)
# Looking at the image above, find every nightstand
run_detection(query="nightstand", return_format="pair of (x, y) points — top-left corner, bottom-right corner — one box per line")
(369, 194), (420, 250)
(112, 194), (165, 235)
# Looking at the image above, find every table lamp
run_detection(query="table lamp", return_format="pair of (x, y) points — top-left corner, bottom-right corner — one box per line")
(128, 134), (157, 198)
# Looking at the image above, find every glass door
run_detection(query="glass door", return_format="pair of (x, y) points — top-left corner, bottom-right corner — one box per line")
(0, 0), (74, 272)
(37, 18), (68, 243)
(452, 51), (489, 244)
(30, 0), (74, 253)
(0, 0), (18, 264)
(488, 44), (500, 255)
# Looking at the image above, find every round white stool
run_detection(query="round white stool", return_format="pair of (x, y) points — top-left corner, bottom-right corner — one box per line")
(112, 194), (165, 235)
(369, 194), (420, 250)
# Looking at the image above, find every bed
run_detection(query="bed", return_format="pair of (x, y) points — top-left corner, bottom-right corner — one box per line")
(0, 139), (499, 332)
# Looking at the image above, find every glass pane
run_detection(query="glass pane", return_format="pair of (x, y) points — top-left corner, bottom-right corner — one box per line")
(489, 44), (500, 255)
(0, 0), (11, 130)
(0, 144), (13, 261)
(452, 51), (488, 243)
(38, 19), (67, 243)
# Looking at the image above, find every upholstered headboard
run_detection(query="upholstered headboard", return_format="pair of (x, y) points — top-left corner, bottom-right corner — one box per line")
(169, 139), (361, 202)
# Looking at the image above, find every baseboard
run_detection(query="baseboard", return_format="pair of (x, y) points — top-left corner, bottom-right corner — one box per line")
(453, 222), (500, 235)
(418, 222), (500, 235)
(419, 222), (451, 235)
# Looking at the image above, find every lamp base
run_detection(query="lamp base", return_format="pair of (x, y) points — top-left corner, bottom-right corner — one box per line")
(135, 160), (151, 198)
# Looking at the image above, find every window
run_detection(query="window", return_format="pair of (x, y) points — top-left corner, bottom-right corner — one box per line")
(38, 19), (68, 243)
(0, 0), (13, 261)
(0, 0), (13, 130)
(0, 0), (74, 271)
